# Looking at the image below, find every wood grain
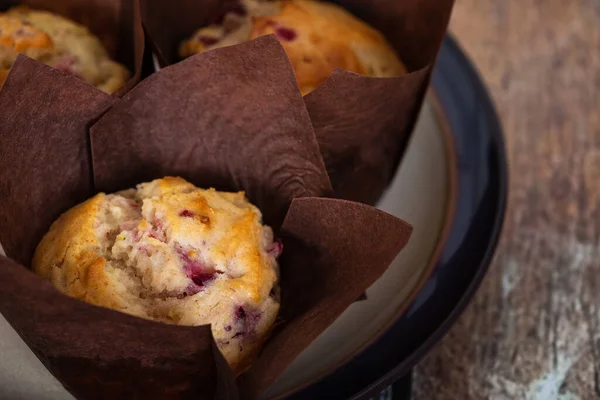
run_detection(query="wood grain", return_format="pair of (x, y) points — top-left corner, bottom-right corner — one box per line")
(413, 1), (600, 399)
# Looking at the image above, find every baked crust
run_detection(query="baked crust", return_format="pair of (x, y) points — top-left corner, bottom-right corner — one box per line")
(0, 7), (129, 93)
(180, 0), (405, 95)
(33, 177), (281, 375)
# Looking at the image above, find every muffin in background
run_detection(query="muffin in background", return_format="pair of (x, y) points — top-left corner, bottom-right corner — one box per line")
(180, 0), (405, 95)
(0, 7), (129, 93)
(33, 177), (281, 375)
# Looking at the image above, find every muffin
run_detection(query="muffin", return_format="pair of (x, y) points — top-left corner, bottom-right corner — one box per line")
(179, 0), (406, 95)
(32, 177), (281, 375)
(0, 6), (129, 93)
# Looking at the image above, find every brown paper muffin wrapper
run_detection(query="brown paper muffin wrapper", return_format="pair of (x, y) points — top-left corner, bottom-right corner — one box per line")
(140, 0), (454, 204)
(0, 36), (411, 399)
(0, 0), (145, 96)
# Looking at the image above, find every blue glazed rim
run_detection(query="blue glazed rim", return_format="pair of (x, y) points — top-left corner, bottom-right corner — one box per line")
(283, 35), (508, 400)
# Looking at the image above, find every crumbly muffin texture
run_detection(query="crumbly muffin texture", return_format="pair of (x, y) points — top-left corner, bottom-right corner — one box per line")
(33, 177), (281, 375)
(179, 0), (405, 95)
(0, 7), (129, 93)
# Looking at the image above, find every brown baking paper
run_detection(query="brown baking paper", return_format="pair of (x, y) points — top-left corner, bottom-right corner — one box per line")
(0, 36), (411, 399)
(0, 55), (236, 400)
(140, 0), (454, 204)
(0, 0), (145, 96)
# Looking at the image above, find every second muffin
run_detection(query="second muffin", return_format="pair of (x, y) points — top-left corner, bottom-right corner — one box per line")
(0, 6), (129, 93)
(179, 0), (406, 95)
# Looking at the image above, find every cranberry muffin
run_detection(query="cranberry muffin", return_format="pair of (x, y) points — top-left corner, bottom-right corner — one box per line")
(33, 177), (281, 375)
(0, 7), (129, 93)
(179, 0), (405, 95)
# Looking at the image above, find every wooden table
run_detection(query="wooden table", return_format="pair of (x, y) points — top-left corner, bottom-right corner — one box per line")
(413, 1), (600, 398)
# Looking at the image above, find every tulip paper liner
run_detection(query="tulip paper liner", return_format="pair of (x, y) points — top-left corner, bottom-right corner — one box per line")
(0, 0), (145, 96)
(0, 36), (412, 400)
(140, 0), (454, 204)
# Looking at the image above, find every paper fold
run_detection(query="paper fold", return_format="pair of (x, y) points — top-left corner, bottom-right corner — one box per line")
(139, 0), (454, 203)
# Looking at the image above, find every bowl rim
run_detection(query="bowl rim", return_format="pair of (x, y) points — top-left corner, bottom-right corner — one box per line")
(353, 34), (508, 400)
(282, 34), (508, 400)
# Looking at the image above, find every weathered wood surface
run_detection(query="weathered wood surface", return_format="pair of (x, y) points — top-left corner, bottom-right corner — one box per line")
(413, 1), (600, 399)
